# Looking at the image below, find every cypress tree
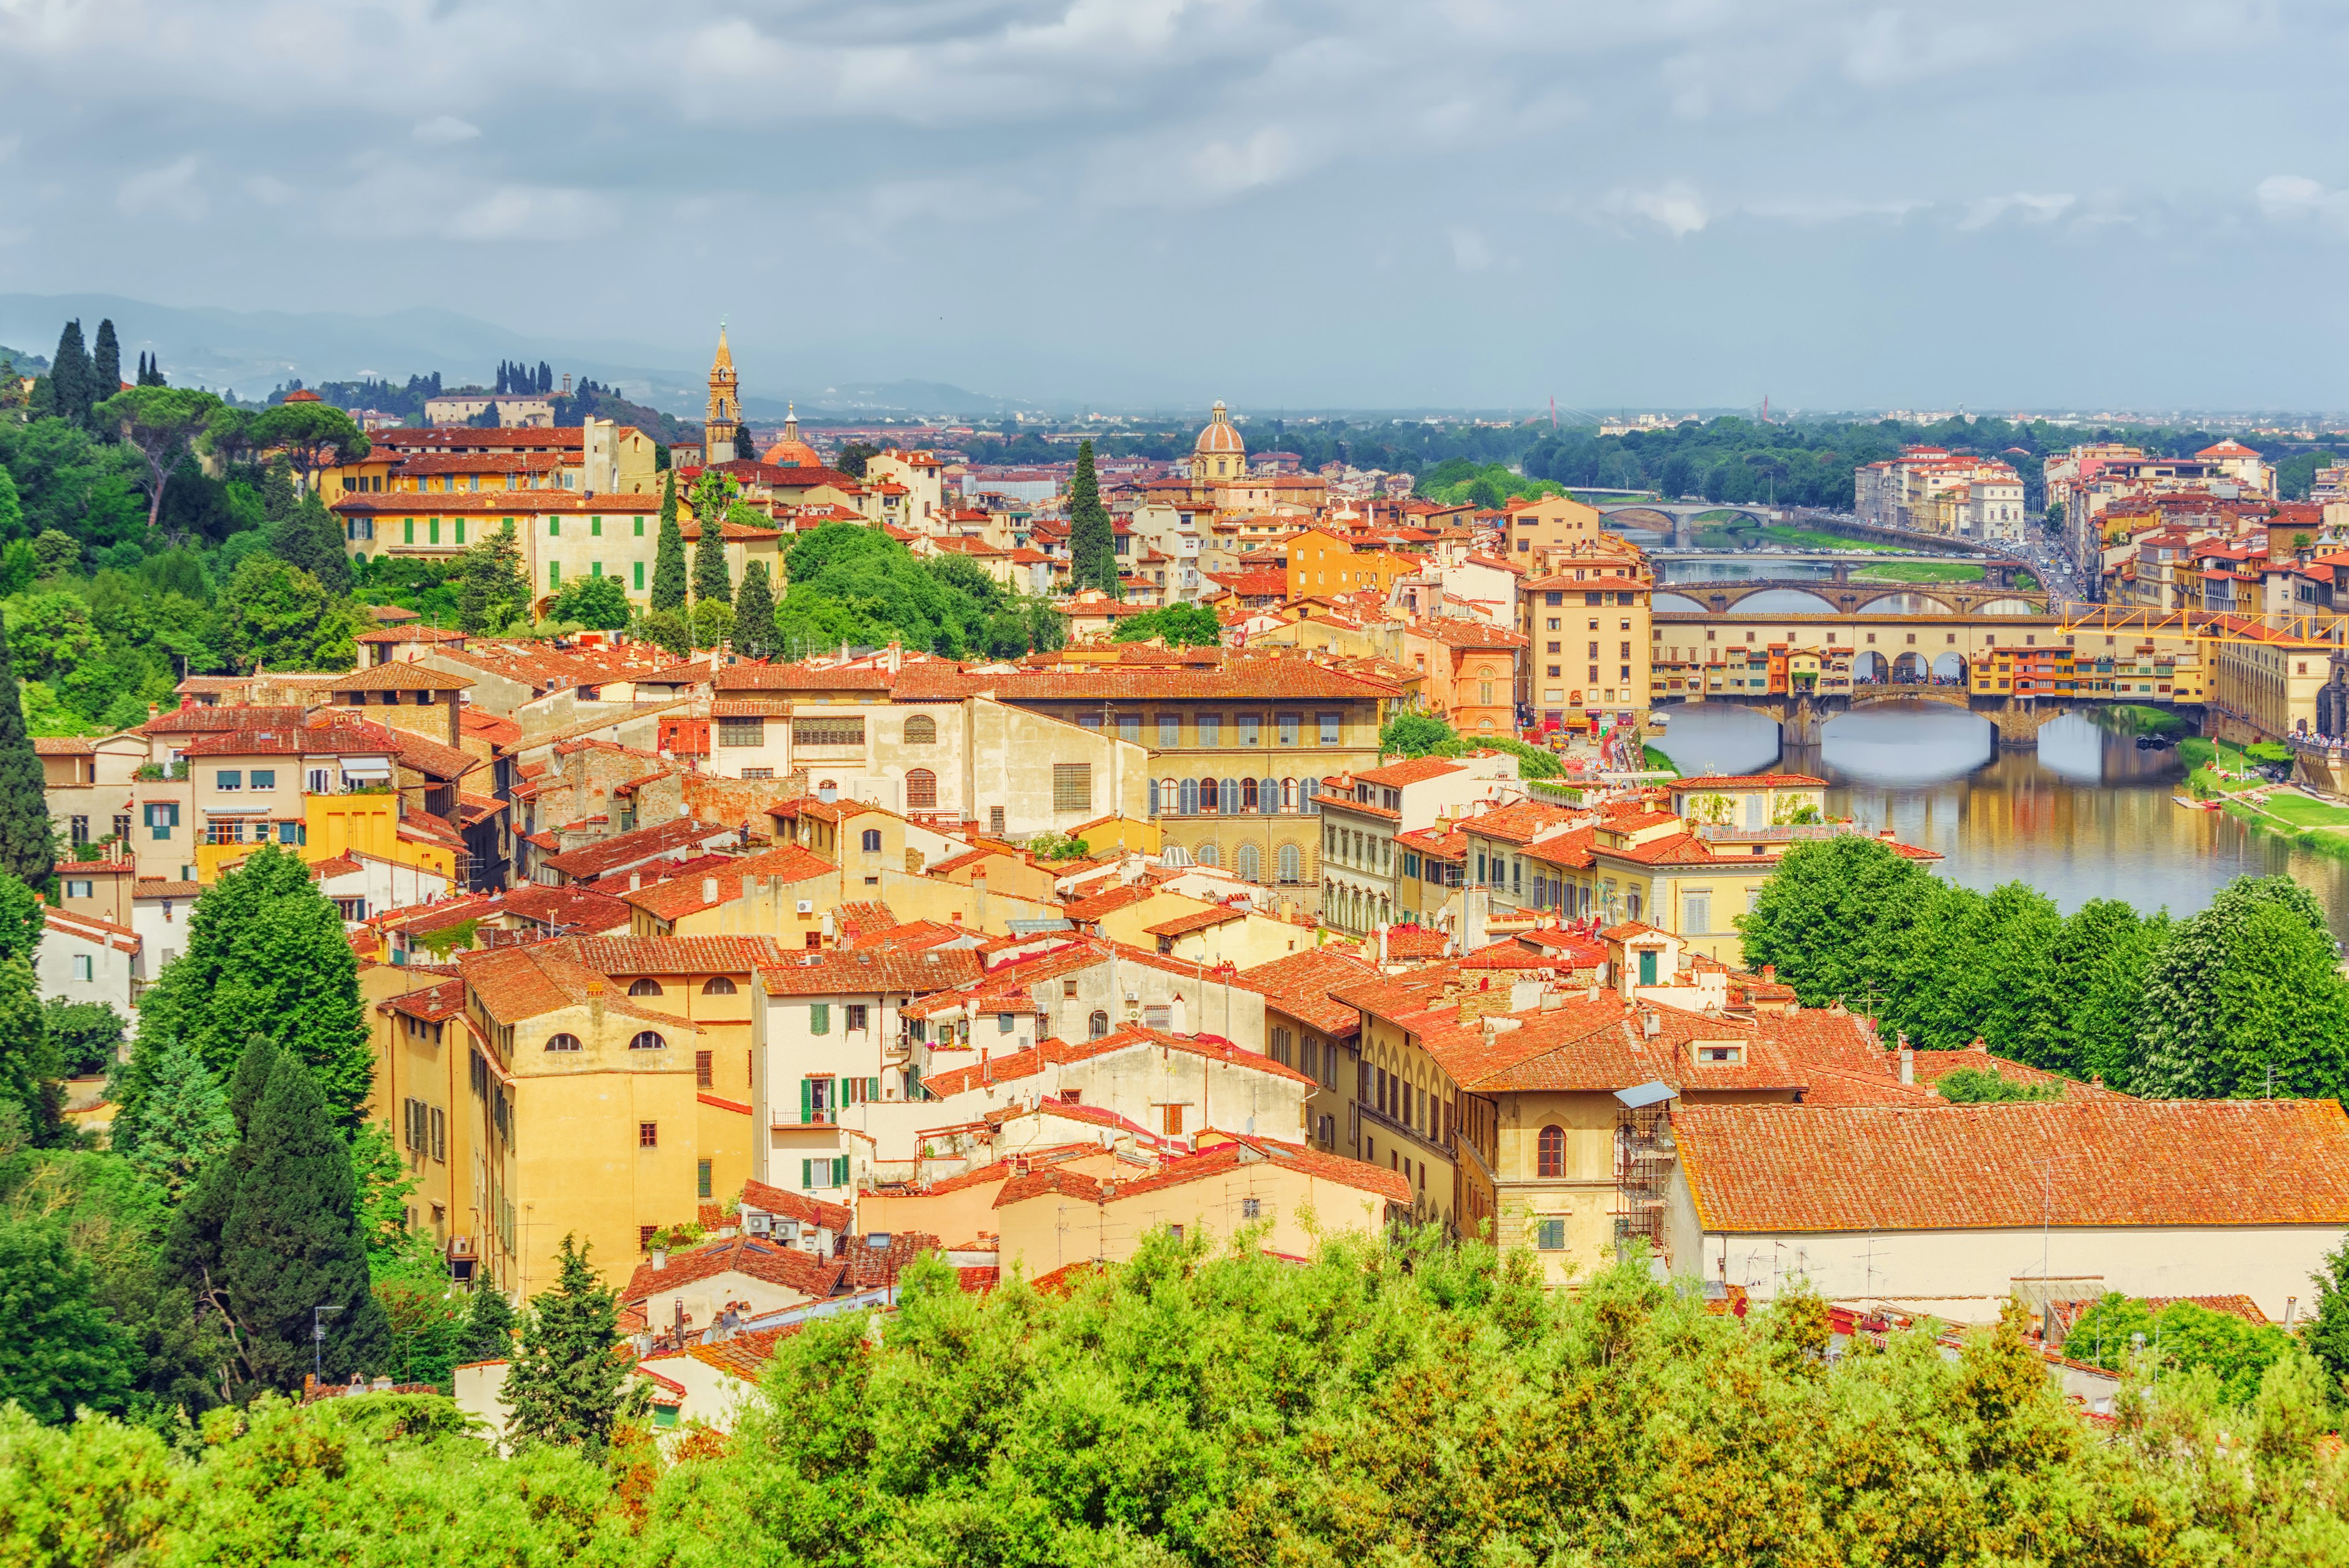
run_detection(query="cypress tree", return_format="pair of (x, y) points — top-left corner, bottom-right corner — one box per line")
(217, 1051), (388, 1391)
(161, 1035), (273, 1341)
(92, 319), (121, 401)
(50, 319), (92, 426)
(733, 559), (777, 660)
(650, 470), (688, 612)
(121, 1035), (237, 1205)
(692, 516), (733, 604)
(267, 490), (354, 595)
(458, 1282), (520, 1364)
(503, 1233), (648, 1449)
(0, 615), (56, 888)
(1068, 439), (1119, 597)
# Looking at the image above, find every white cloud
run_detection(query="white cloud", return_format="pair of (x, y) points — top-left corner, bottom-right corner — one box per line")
(1449, 226), (1491, 270)
(444, 185), (614, 242)
(116, 155), (205, 221)
(1186, 125), (1302, 199)
(1743, 195), (1926, 225)
(2255, 173), (2349, 234)
(1957, 192), (2076, 231)
(413, 115), (481, 146)
(1616, 181), (1709, 237)
(243, 174), (295, 206)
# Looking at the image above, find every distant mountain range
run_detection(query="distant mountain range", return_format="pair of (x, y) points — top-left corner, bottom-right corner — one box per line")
(0, 294), (1006, 418)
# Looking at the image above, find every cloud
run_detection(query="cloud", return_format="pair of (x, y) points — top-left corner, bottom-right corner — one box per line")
(413, 115), (481, 146)
(1449, 226), (1491, 271)
(1185, 126), (1303, 199)
(1616, 182), (1709, 238)
(116, 155), (205, 222)
(2256, 174), (2349, 234)
(444, 185), (614, 242)
(1957, 192), (2076, 231)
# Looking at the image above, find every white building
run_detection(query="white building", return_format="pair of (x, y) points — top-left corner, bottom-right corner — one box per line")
(35, 905), (140, 1013)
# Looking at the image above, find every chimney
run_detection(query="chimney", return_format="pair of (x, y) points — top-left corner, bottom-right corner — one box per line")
(651, 1246), (667, 1271)
(1377, 923), (1389, 965)
(703, 876), (719, 905)
(588, 975), (604, 1029)
(1761, 964), (1776, 983)
(1898, 1042), (1915, 1085)
(629, 871), (642, 891)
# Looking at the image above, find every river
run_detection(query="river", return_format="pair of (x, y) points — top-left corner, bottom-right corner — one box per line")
(1652, 701), (2349, 938)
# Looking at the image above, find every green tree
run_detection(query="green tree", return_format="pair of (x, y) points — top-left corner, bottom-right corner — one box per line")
(2133, 875), (2349, 1100)
(0, 1217), (137, 1421)
(1111, 603), (1222, 647)
(2042, 899), (2168, 1083)
(247, 401), (370, 492)
(1736, 835), (1933, 1009)
(266, 491), (354, 596)
(49, 320), (95, 428)
(217, 1052), (389, 1391)
(0, 464), (21, 545)
(1381, 710), (1461, 757)
(503, 1234), (648, 1451)
(457, 1282), (519, 1364)
(2064, 1293), (2297, 1405)
(650, 469), (688, 612)
(215, 554), (360, 672)
(89, 387), (221, 533)
(1934, 1066), (2061, 1104)
(549, 574), (630, 631)
(453, 521), (529, 634)
(687, 471), (738, 603)
(1067, 439), (1119, 596)
(733, 559), (777, 660)
(132, 846), (373, 1128)
(836, 440), (878, 478)
(2307, 1238), (2349, 1392)
(42, 999), (126, 1077)
(0, 952), (61, 1143)
(0, 621), (56, 888)
(90, 320), (121, 404)
(637, 607), (690, 658)
(118, 1036), (236, 1205)
(690, 596), (733, 650)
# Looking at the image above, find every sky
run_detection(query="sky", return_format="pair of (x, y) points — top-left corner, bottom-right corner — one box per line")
(7, 0), (2349, 412)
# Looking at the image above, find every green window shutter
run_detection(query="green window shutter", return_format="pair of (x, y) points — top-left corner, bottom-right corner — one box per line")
(403, 518), (414, 544)
(868, 1076), (880, 1102)
(833, 1156), (849, 1186)
(549, 517), (560, 537)
(592, 516), (602, 537)
(798, 1079), (811, 1123)
(810, 1003), (829, 1035)
(634, 518), (645, 537)
(633, 562), (645, 590)
(548, 562), (560, 587)
(591, 560), (603, 578)
(800, 1157), (813, 1187)
(428, 518), (440, 544)
(455, 519), (466, 544)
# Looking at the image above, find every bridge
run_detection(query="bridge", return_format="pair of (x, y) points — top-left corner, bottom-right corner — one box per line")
(1597, 502), (1996, 554)
(1648, 608), (2209, 748)
(1652, 578), (2048, 617)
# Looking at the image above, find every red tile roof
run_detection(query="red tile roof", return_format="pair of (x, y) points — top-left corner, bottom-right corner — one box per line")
(755, 945), (983, 995)
(541, 818), (737, 879)
(620, 1233), (845, 1304)
(1676, 1099), (2349, 1232)
(922, 1025), (1313, 1098)
(1238, 946), (1378, 1035)
(740, 1177), (851, 1234)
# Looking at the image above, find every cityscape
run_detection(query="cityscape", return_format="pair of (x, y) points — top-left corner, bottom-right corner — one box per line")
(11, 2), (2349, 1559)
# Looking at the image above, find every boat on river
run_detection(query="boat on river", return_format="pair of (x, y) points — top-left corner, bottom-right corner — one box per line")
(2173, 795), (2221, 811)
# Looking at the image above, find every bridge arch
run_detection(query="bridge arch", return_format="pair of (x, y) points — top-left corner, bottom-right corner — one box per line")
(1975, 596), (2041, 616)
(1891, 652), (1929, 682)
(1724, 587), (1839, 615)
(1932, 652), (1969, 683)
(1653, 591), (1707, 612)
(1852, 589), (1959, 615)
(1853, 650), (1888, 684)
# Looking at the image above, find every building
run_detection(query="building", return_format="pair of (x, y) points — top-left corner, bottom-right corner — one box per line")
(420, 392), (557, 428)
(1400, 617), (1527, 738)
(1667, 1099), (2349, 1320)
(1189, 401), (1248, 497)
(1518, 563), (1653, 730)
(1500, 494), (1605, 557)
(333, 492), (667, 608)
(1316, 754), (1523, 937)
(703, 327), (743, 465)
(1855, 447), (2030, 538)
(321, 418), (658, 505)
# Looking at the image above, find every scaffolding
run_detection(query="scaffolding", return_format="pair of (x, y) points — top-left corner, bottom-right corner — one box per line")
(1612, 1080), (1675, 1262)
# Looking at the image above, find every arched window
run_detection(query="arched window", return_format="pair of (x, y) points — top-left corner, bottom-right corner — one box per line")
(627, 978), (664, 997)
(903, 714), (937, 745)
(1198, 776), (1220, 814)
(1235, 842), (1261, 882)
(629, 1031), (667, 1051)
(1220, 778), (1241, 814)
(702, 975), (737, 995)
(1277, 843), (1302, 883)
(904, 768), (937, 810)
(1179, 778), (1199, 815)
(1196, 840), (1220, 868)
(1302, 778), (1321, 816)
(1537, 1124), (1565, 1178)
(1260, 777), (1278, 815)
(861, 828), (883, 852)
(1281, 778), (1297, 811)
(1240, 777), (1258, 812)
(544, 1032), (582, 1052)
(1088, 1009), (1110, 1039)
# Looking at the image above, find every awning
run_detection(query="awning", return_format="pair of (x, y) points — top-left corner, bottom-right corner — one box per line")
(340, 762), (394, 779)
(1616, 1079), (1677, 1110)
(202, 806), (270, 816)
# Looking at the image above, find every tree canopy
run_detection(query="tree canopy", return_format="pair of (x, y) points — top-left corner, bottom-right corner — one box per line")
(1110, 603), (1222, 647)
(771, 522), (1060, 661)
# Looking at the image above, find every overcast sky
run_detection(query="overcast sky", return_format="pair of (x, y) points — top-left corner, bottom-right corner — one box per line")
(7, 0), (2349, 411)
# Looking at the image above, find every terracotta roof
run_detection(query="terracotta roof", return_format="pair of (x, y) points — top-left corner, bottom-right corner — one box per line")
(622, 845), (836, 920)
(32, 737), (94, 754)
(686, 1324), (807, 1380)
(740, 1178), (851, 1235)
(1676, 1099), (2349, 1232)
(756, 946), (984, 995)
(138, 705), (309, 737)
(924, 1025), (1312, 1098)
(332, 492), (662, 515)
(1143, 905), (1248, 938)
(541, 818), (737, 879)
(555, 935), (789, 975)
(321, 663), (475, 693)
(620, 1234), (845, 1304)
(1061, 883), (1158, 922)
(497, 883), (634, 933)
(1351, 757), (1466, 788)
(454, 943), (699, 1030)
(995, 1135), (1406, 1209)
(1238, 946), (1378, 1035)
(711, 663), (897, 693)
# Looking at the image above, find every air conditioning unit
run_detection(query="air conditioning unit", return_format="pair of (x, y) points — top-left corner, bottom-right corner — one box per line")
(447, 1236), (474, 1258)
(796, 900), (815, 915)
(744, 1213), (772, 1235)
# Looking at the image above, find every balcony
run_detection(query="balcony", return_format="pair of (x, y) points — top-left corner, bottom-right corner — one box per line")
(771, 1109), (838, 1129)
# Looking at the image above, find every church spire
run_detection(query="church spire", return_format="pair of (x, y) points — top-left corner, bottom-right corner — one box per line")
(704, 322), (741, 464)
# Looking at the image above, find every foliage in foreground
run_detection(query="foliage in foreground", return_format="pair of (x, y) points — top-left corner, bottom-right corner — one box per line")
(9, 1236), (2349, 1567)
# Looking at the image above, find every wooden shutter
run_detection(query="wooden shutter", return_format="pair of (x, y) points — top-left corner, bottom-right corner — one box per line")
(798, 1078), (812, 1124)
(832, 1156), (849, 1186)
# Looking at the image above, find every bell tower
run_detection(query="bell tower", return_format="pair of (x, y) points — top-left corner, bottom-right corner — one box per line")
(704, 322), (741, 464)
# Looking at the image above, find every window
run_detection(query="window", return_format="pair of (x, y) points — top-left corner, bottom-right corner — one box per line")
(1535, 1217), (1566, 1250)
(640, 1224), (658, 1251)
(1195, 714), (1222, 746)
(1143, 1003), (1171, 1031)
(590, 516), (603, 537)
(1277, 842), (1302, 882)
(64, 879), (92, 899)
(111, 812), (130, 842)
(1537, 1124), (1565, 1178)
(1158, 715), (1182, 747)
(1682, 891), (1712, 934)
(629, 1031), (667, 1051)
(1317, 713), (1340, 744)
(1277, 713), (1300, 745)
(793, 716), (866, 747)
(1161, 1103), (1186, 1135)
(717, 717), (765, 747)
(847, 1004), (869, 1031)
(695, 1050), (713, 1088)
(403, 518), (415, 544)
(71, 953), (94, 983)
(1241, 1197), (1261, 1221)
(250, 769), (276, 790)
(548, 562), (560, 588)
(1237, 715), (1260, 746)
(1195, 840), (1219, 868)
(1118, 713), (1141, 743)
(860, 828), (883, 853)
(1235, 841), (1261, 882)
(904, 768), (937, 809)
(545, 1033), (582, 1052)
(742, 768), (773, 781)
(1053, 763), (1092, 812)
(430, 1107), (444, 1162)
(990, 807), (1006, 836)
(904, 714), (937, 745)
(1088, 1009), (1109, 1039)
(809, 1003), (831, 1035)
(216, 769), (242, 791)
(628, 978), (664, 997)
(697, 1159), (713, 1199)
(702, 975), (737, 995)
(639, 1121), (658, 1148)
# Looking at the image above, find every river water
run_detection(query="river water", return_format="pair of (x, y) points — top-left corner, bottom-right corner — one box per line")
(1653, 701), (2349, 938)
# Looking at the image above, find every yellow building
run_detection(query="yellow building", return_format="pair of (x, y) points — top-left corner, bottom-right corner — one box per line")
(1502, 494), (1605, 558)
(183, 730), (461, 886)
(1520, 562), (1653, 726)
(1283, 528), (1421, 601)
(2209, 617), (2332, 743)
(366, 968), (478, 1276)
(455, 935), (781, 1294)
(1190, 400), (1248, 495)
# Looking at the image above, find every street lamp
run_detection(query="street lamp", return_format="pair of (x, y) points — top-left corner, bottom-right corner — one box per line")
(313, 1303), (344, 1386)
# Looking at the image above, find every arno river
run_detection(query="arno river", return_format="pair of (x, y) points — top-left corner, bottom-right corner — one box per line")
(1653, 702), (2349, 939)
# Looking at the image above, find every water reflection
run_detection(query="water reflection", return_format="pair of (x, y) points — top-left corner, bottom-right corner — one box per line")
(1658, 560), (1841, 584)
(1652, 702), (2349, 936)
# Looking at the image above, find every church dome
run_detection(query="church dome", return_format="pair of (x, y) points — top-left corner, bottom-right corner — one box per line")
(1194, 401), (1246, 458)
(762, 405), (819, 467)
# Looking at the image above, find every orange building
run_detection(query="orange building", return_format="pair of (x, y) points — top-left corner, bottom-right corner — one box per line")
(1285, 528), (1421, 601)
(1401, 618), (1528, 739)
